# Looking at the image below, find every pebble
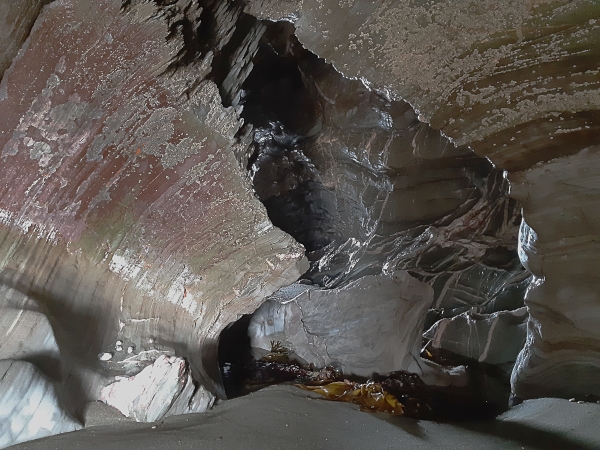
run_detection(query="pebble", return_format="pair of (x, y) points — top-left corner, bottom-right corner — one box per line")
(99, 352), (113, 361)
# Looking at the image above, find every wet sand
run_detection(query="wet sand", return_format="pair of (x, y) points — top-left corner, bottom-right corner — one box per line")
(11, 385), (600, 450)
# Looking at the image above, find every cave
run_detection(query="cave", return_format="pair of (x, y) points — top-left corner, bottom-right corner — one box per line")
(0, 0), (599, 449)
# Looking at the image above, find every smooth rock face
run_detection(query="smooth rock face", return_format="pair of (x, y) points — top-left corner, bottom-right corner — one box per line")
(245, 0), (600, 398)
(0, 360), (81, 449)
(424, 307), (528, 367)
(0, 0), (306, 413)
(100, 355), (215, 422)
(510, 149), (600, 398)
(249, 272), (433, 377)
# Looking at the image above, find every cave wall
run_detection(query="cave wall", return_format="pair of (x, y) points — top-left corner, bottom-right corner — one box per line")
(0, 0), (306, 412)
(0, 3), (598, 444)
(245, 0), (600, 398)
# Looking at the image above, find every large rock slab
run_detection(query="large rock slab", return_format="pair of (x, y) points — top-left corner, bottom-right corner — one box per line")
(424, 307), (528, 367)
(0, 0), (306, 407)
(100, 355), (215, 422)
(249, 272), (433, 377)
(246, 0), (600, 171)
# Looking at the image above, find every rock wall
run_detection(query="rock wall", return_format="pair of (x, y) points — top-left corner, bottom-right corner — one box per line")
(245, 0), (600, 398)
(1, 3), (599, 445)
(0, 0), (306, 427)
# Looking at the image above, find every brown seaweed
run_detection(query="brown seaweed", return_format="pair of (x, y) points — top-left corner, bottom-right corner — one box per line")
(297, 380), (405, 416)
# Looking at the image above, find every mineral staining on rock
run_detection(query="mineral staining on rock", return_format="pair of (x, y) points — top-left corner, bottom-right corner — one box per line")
(0, 0), (306, 437)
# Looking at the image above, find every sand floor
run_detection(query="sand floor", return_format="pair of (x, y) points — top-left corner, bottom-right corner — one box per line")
(11, 385), (600, 450)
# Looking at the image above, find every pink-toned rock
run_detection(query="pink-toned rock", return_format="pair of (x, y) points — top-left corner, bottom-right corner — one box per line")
(0, 0), (306, 405)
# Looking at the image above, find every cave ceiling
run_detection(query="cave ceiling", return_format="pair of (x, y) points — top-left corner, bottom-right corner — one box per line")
(0, 0), (599, 446)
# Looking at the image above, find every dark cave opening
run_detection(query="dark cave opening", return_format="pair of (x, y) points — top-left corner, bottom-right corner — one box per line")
(217, 314), (253, 399)
(239, 30), (337, 253)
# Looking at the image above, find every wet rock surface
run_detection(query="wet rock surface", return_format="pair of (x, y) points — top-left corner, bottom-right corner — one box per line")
(249, 272), (432, 377)
(244, 0), (600, 400)
(0, 0), (599, 445)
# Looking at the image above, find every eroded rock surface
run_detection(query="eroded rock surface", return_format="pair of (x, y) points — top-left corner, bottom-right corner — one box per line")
(0, 360), (81, 449)
(245, 0), (600, 399)
(249, 272), (432, 377)
(510, 149), (600, 398)
(0, 0), (306, 424)
(100, 355), (215, 422)
(424, 307), (528, 368)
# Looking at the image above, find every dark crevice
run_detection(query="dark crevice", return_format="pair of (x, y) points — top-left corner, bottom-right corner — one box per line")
(209, 13), (257, 105)
(218, 314), (253, 399)
(238, 26), (337, 253)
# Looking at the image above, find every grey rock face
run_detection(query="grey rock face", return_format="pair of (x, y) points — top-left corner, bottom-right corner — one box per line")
(244, 0), (600, 399)
(510, 150), (600, 398)
(249, 272), (433, 377)
(0, 307), (60, 362)
(424, 307), (528, 367)
(0, 0), (48, 81)
(0, 360), (81, 449)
